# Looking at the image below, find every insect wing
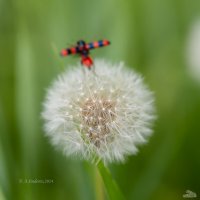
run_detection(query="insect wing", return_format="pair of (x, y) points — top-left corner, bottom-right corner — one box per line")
(60, 46), (80, 56)
(85, 40), (110, 50)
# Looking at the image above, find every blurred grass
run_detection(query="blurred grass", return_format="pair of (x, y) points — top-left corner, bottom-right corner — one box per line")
(1, 0), (200, 199)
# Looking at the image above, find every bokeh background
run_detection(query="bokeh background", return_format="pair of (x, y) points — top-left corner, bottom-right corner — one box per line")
(1, 0), (200, 199)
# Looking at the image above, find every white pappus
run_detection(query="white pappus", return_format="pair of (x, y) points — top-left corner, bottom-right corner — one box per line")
(42, 59), (155, 164)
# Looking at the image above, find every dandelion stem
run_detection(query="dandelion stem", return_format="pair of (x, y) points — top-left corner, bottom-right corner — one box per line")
(97, 161), (126, 200)
(94, 166), (105, 200)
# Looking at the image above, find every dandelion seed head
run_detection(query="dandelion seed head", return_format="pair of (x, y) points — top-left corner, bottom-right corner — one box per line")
(42, 59), (155, 163)
(186, 20), (200, 83)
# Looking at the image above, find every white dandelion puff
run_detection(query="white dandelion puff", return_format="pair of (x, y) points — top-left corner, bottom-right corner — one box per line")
(186, 20), (200, 83)
(42, 59), (155, 163)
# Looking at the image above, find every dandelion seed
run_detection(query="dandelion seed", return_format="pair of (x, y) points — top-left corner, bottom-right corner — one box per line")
(98, 125), (101, 130)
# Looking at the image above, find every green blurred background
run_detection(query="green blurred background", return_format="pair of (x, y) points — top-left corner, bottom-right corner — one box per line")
(1, 0), (200, 199)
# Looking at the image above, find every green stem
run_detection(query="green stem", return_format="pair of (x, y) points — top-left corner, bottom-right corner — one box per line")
(97, 161), (126, 200)
(94, 166), (105, 200)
